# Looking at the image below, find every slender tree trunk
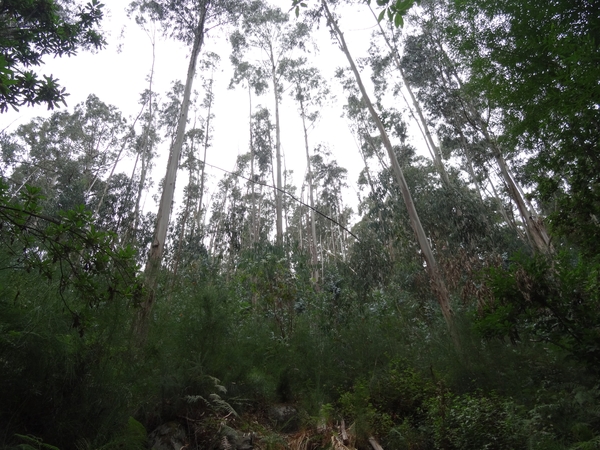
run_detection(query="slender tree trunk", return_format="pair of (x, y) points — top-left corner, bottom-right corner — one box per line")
(249, 85), (257, 245)
(271, 51), (284, 245)
(192, 75), (214, 240)
(128, 32), (156, 243)
(298, 187), (304, 249)
(456, 130), (484, 201)
(329, 206), (336, 256)
(300, 99), (319, 283)
(356, 134), (388, 236)
(337, 203), (346, 262)
(485, 172), (524, 238)
(269, 138), (278, 235)
(172, 114), (199, 292)
(284, 153), (289, 240)
(95, 109), (143, 217)
(322, 0), (455, 333)
(170, 169), (194, 293)
(210, 182), (230, 257)
(135, 8), (207, 339)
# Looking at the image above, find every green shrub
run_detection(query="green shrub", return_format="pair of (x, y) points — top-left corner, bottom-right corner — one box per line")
(427, 390), (527, 450)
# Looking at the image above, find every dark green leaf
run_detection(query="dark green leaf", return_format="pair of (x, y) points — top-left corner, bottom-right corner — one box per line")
(394, 12), (404, 27)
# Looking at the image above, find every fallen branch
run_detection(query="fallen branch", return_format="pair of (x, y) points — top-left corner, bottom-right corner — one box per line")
(369, 437), (384, 450)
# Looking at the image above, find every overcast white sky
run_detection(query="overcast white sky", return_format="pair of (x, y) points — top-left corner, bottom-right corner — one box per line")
(2, 0), (427, 222)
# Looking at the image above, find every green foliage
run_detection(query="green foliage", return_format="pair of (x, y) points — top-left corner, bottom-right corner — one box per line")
(13, 435), (60, 450)
(427, 391), (527, 450)
(340, 380), (391, 444)
(447, 0), (600, 255)
(0, 180), (142, 319)
(2, 3), (599, 448)
(477, 251), (600, 371)
(0, 0), (105, 111)
(0, 180), (144, 449)
(373, 0), (420, 27)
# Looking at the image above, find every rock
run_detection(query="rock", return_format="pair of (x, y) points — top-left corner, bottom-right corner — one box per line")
(218, 427), (254, 450)
(267, 404), (300, 432)
(148, 422), (187, 450)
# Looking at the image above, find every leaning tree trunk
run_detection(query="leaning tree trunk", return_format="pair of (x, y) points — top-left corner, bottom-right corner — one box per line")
(135, 8), (208, 340)
(427, 24), (552, 254)
(322, 0), (455, 335)
(478, 121), (552, 253)
(369, 7), (451, 188)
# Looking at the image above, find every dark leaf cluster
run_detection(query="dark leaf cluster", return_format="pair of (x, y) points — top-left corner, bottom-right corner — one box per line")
(0, 0), (105, 111)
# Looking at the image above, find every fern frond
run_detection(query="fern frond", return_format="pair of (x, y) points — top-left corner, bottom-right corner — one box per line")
(207, 375), (227, 394)
(14, 434), (61, 450)
(209, 393), (239, 417)
(570, 435), (600, 450)
(184, 394), (212, 407)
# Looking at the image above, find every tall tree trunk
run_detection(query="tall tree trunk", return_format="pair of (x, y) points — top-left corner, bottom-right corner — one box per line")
(95, 107), (144, 218)
(135, 8), (207, 339)
(192, 74), (214, 240)
(300, 99), (319, 283)
(356, 133), (388, 237)
(271, 50), (284, 245)
(322, 0), (455, 334)
(249, 85), (257, 245)
(172, 114), (199, 292)
(210, 181), (230, 257)
(128, 33), (156, 243)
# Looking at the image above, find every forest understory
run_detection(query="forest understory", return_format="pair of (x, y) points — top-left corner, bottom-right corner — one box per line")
(1, 0), (599, 449)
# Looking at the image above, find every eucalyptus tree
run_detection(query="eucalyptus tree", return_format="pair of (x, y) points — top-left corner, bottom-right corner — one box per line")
(317, 0), (455, 333)
(284, 58), (329, 282)
(206, 157), (249, 274)
(169, 125), (204, 285)
(229, 0), (309, 245)
(401, 11), (552, 254)
(129, 88), (160, 242)
(365, 10), (451, 188)
(166, 55), (218, 281)
(229, 44), (268, 246)
(363, 23), (527, 255)
(7, 95), (127, 216)
(249, 106), (278, 243)
(193, 53), (220, 239)
(129, 0), (245, 335)
(339, 75), (408, 254)
(311, 145), (351, 264)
